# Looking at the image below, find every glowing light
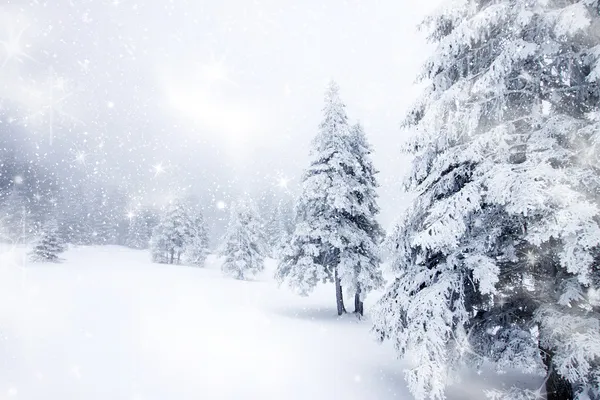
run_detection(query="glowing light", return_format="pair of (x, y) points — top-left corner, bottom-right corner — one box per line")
(74, 151), (87, 165)
(107, 101), (114, 109)
(216, 200), (226, 210)
(13, 175), (23, 185)
(0, 24), (35, 68)
(526, 251), (536, 266)
(163, 54), (265, 147)
(127, 211), (135, 220)
(497, 296), (506, 308)
(153, 163), (165, 177)
(277, 177), (289, 189)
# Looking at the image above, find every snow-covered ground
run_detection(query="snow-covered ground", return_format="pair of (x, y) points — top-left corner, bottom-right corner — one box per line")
(0, 245), (530, 399)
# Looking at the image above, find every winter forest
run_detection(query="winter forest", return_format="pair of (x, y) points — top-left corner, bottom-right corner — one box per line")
(1, 1), (599, 399)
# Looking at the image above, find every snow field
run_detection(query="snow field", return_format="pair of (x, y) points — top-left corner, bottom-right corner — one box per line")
(0, 245), (533, 399)
(0, 246), (408, 399)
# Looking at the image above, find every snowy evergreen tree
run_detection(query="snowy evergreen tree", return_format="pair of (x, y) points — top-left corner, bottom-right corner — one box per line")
(150, 200), (193, 264)
(267, 196), (296, 259)
(276, 81), (384, 315)
(219, 198), (267, 280)
(264, 208), (282, 257)
(127, 208), (159, 249)
(373, 1), (600, 399)
(29, 219), (65, 262)
(184, 211), (210, 267)
(346, 122), (385, 316)
(150, 229), (169, 264)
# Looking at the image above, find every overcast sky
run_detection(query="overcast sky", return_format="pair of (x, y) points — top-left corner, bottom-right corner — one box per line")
(0, 0), (440, 228)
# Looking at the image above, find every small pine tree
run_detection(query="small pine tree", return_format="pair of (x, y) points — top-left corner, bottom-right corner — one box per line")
(219, 199), (267, 280)
(150, 200), (193, 264)
(29, 220), (65, 262)
(184, 212), (210, 267)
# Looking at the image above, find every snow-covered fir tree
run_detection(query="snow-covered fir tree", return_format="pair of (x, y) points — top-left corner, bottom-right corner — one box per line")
(346, 122), (385, 315)
(29, 219), (66, 262)
(127, 208), (159, 249)
(276, 81), (384, 315)
(184, 211), (210, 267)
(373, 1), (600, 399)
(150, 199), (193, 264)
(219, 198), (267, 280)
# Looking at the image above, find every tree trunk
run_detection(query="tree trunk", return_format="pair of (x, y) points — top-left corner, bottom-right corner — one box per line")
(169, 249), (174, 264)
(542, 347), (573, 400)
(334, 267), (346, 316)
(354, 286), (364, 316)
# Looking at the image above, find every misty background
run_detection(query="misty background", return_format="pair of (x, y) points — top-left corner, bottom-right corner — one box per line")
(0, 0), (439, 238)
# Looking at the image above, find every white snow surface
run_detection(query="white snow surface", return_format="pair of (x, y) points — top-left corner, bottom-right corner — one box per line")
(0, 245), (527, 399)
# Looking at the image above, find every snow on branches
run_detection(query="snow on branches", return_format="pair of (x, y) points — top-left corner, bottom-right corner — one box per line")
(374, 1), (600, 399)
(276, 81), (383, 315)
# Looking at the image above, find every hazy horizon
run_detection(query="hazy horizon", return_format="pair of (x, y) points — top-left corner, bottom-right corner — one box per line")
(1, 0), (441, 229)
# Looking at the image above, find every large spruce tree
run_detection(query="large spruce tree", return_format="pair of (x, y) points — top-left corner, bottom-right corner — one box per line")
(374, 1), (600, 399)
(276, 81), (383, 316)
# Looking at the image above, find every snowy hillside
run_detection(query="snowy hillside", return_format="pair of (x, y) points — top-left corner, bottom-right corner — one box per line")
(0, 245), (532, 400)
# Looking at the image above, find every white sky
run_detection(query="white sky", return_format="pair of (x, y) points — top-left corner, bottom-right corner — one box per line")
(0, 0), (441, 227)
